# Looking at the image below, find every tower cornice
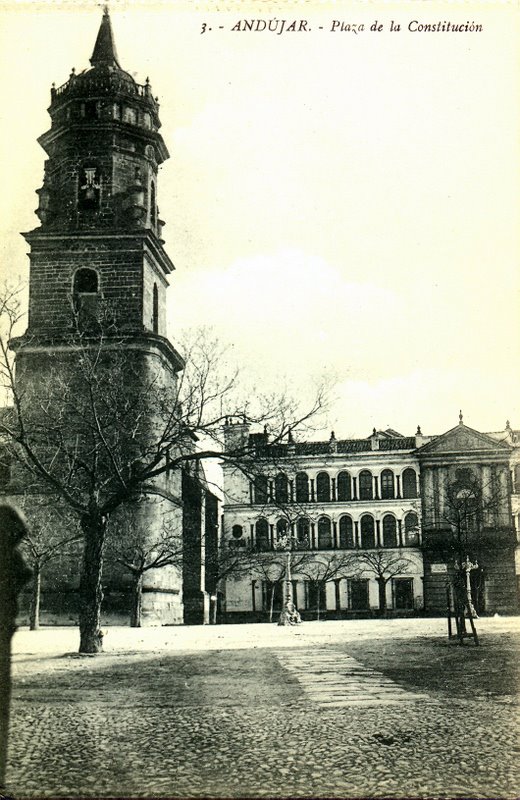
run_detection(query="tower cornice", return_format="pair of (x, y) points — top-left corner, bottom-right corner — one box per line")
(22, 230), (175, 276)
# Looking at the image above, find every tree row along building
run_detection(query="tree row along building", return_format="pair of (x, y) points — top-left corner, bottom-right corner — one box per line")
(221, 418), (520, 621)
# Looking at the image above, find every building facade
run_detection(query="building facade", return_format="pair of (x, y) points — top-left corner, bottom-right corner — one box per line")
(222, 418), (519, 621)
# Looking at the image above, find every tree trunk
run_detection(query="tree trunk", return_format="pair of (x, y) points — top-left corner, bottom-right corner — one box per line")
(29, 561), (41, 631)
(210, 594), (217, 625)
(316, 585), (321, 621)
(78, 513), (107, 654)
(378, 578), (387, 617)
(130, 572), (143, 628)
(269, 584), (275, 623)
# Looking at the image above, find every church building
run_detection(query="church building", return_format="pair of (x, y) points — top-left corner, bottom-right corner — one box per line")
(0, 9), (218, 627)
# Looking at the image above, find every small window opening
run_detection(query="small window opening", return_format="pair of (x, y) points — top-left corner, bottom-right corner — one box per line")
(78, 165), (101, 211)
(150, 182), (157, 227)
(152, 283), (159, 334)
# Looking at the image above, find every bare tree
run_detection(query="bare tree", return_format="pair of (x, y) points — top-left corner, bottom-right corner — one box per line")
(104, 502), (185, 628)
(354, 550), (414, 616)
(0, 288), (329, 653)
(252, 550), (312, 622)
(298, 551), (357, 620)
(423, 466), (513, 643)
(17, 494), (82, 630)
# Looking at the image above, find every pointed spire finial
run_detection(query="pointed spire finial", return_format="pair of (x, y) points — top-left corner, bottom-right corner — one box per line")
(416, 425), (422, 435)
(90, 6), (121, 69)
(459, 410), (463, 425)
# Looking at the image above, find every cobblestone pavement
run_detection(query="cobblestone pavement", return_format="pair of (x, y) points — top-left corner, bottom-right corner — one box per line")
(6, 619), (520, 799)
(276, 648), (430, 706)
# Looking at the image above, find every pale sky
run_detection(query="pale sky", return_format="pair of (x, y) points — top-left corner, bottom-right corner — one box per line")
(0, 0), (519, 439)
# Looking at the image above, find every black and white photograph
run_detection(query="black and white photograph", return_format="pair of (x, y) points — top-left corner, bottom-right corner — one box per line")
(0, 1), (519, 798)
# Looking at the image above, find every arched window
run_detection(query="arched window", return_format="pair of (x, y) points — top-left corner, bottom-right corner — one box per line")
(317, 516), (332, 549)
(276, 518), (288, 542)
(275, 473), (288, 505)
(381, 470), (395, 500)
(152, 283), (159, 334)
(316, 472), (330, 503)
(337, 471), (351, 501)
(296, 517), (310, 547)
(360, 515), (375, 549)
(232, 524), (243, 539)
(72, 268), (100, 329)
(150, 181), (157, 227)
(402, 468), (417, 499)
(382, 515), (397, 547)
(253, 475), (268, 505)
(255, 519), (269, 551)
(339, 515), (354, 549)
(73, 268), (98, 295)
(295, 472), (309, 503)
(404, 512), (419, 546)
(359, 471), (373, 501)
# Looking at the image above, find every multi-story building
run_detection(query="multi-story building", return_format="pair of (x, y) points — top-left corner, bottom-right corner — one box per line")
(222, 417), (518, 621)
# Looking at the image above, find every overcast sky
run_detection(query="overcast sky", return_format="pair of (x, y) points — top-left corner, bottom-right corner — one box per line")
(0, 0), (519, 439)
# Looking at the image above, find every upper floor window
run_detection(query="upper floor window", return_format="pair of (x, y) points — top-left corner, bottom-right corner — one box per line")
(253, 475), (268, 505)
(78, 165), (101, 211)
(123, 105), (137, 125)
(316, 472), (330, 503)
(360, 515), (375, 549)
(359, 470), (373, 501)
(402, 468), (418, 499)
(404, 512), (419, 546)
(339, 515), (354, 549)
(455, 467), (474, 487)
(381, 470), (395, 500)
(150, 181), (157, 228)
(296, 517), (310, 547)
(295, 472), (309, 503)
(276, 518), (288, 541)
(317, 516), (332, 549)
(275, 473), (289, 505)
(382, 514), (397, 547)
(255, 518), (269, 551)
(73, 268), (100, 329)
(514, 464), (520, 493)
(82, 100), (99, 119)
(337, 471), (351, 501)
(73, 268), (98, 296)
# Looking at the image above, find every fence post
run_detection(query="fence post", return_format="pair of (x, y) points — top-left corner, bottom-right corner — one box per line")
(0, 506), (31, 792)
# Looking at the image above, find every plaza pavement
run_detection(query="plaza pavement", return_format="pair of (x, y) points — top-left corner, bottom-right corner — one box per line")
(6, 616), (520, 799)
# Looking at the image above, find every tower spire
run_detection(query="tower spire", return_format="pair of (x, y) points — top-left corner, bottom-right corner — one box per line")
(90, 6), (120, 68)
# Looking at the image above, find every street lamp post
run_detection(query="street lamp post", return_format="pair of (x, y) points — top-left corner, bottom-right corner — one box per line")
(274, 528), (302, 626)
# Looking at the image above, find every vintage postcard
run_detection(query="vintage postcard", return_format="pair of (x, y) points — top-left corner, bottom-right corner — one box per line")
(0, 0), (519, 798)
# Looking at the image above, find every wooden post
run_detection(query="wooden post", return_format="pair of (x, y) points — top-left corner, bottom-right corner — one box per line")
(0, 506), (31, 792)
(446, 584), (453, 639)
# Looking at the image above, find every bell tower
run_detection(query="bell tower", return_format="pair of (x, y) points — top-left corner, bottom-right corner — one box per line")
(13, 7), (182, 373)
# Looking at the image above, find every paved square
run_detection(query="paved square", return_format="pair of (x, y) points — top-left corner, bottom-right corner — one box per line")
(6, 617), (520, 798)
